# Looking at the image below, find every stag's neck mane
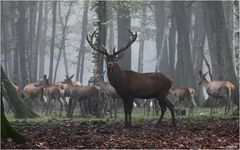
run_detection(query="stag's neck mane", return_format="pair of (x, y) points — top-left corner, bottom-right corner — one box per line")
(107, 63), (125, 88)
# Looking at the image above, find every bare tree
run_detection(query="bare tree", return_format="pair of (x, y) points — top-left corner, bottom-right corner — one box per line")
(48, 1), (57, 83)
(173, 1), (195, 88)
(53, 2), (73, 83)
(39, 2), (49, 78)
(76, 1), (89, 81)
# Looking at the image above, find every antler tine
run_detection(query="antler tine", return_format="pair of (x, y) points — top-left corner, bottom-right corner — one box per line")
(114, 30), (137, 56)
(86, 30), (108, 56)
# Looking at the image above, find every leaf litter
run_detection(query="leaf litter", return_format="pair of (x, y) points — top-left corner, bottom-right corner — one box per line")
(1, 117), (239, 149)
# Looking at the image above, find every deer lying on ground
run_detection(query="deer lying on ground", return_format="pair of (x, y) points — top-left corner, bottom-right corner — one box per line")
(23, 82), (45, 112)
(36, 75), (63, 116)
(87, 30), (176, 128)
(62, 75), (104, 117)
(169, 87), (197, 116)
(198, 71), (235, 115)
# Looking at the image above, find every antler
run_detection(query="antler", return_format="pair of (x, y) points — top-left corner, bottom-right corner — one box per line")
(86, 29), (109, 56)
(114, 30), (137, 56)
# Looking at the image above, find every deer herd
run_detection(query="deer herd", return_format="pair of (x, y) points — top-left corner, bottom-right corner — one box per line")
(8, 30), (236, 128)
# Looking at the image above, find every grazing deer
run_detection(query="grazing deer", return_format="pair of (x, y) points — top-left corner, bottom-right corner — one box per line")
(169, 87), (197, 116)
(87, 30), (176, 128)
(62, 75), (104, 117)
(198, 71), (235, 115)
(36, 75), (63, 116)
(23, 83), (45, 111)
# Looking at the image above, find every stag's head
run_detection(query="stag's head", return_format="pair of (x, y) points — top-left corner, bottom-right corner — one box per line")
(198, 71), (208, 85)
(62, 74), (74, 85)
(87, 30), (137, 72)
(34, 75), (50, 88)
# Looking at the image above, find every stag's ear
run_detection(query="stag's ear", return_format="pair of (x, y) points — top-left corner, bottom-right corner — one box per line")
(70, 74), (74, 79)
(116, 53), (124, 60)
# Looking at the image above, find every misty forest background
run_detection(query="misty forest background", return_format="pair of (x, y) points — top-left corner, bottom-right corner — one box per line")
(1, 1), (239, 106)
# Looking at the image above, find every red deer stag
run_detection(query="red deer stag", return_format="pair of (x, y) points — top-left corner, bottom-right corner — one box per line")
(87, 30), (176, 128)
(169, 88), (196, 116)
(62, 75), (104, 117)
(198, 71), (235, 115)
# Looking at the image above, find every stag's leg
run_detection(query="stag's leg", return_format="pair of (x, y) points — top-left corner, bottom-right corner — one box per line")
(128, 99), (134, 128)
(165, 98), (176, 127)
(123, 100), (129, 127)
(156, 99), (167, 126)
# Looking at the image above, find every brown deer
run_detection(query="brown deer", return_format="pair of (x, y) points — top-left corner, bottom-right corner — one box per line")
(88, 73), (119, 118)
(23, 83), (45, 111)
(55, 80), (82, 112)
(62, 75), (104, 117)
(198, 71), (235, 115)
(36, 75), (63, 116)
(87, 30), (176, 128)
(169, 87), (196, 116)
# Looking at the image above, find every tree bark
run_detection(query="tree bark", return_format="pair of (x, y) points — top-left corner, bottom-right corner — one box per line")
(49, 1), (57, 83)
(117, 1), (131, 70)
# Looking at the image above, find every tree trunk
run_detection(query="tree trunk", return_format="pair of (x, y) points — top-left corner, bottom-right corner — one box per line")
(49, 1), (57, 83)
(32, 2), (43, 81)
(17, 2), (28, 91)
(117, 1), (131, 70)
(39, 2), (48, 78)
(92, 1), (107, 81)
(173, 1), (195, 88)
(76, 1), (89, 81)
(1, 66), (39, 118)
(1, 98), (27, 143)
(153, 1), (165, 72)
(233, 0), (239, 78)
(203, 1), (239, 105)
(138, 4), (147, 73)
(192, 2), (206, 104)
(53, 2), (73, 83)
(28, 2), (37, 82)
(168, 3), (177, 79)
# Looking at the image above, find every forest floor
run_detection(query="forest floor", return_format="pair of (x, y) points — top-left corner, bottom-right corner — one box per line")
(1, 114), (239, 149)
